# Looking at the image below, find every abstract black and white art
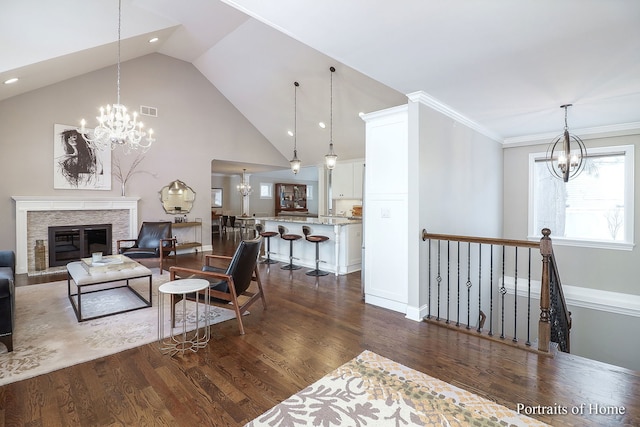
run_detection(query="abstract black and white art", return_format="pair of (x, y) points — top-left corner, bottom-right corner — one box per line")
(53, 124), (111, 190)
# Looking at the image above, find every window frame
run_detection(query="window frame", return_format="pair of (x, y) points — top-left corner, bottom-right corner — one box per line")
(259, 183), (273, 199)
(528, 144), (635, 251)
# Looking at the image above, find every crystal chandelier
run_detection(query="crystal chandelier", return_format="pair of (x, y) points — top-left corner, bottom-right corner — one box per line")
(290, 81), (301, 174)
(325, 66), (338, 170)
(80, 0), (155, 153)
(546, 104), (586, 182)
(237, 169), (252, 196)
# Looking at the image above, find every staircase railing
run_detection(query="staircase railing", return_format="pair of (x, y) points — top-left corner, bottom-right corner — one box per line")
(421, 228), (571, 354)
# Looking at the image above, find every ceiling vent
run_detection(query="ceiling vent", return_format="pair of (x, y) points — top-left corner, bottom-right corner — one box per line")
(140, 105), (158, 117)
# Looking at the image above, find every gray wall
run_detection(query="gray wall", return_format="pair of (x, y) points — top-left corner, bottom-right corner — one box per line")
(503, 134), (640, 371)
(416, 102), (504, 313)
(0, 53), (287, 249)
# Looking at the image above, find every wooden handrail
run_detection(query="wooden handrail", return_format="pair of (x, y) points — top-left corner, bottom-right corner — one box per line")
(422, 230), (540, 249)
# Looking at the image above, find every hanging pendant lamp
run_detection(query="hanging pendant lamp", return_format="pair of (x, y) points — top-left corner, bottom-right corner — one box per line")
(545, 104), (587, 182)
(325, 66), (338, 170)
(237, 168), (252, 196)
(290, 81), (301, 174)
(80, 0), (155, 153)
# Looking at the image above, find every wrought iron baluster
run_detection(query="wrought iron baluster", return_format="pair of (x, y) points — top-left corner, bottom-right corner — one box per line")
(456, 241), (460, 327)
(446, 241), (450, 324)
(436, 240), (441, 321)
(477, 244), (482, 333)
(427, 239), (432, 319)
(513, 247), (518, 343)
(466, 242), (472, 329)
(489, 244), (494, 336)
(500, 245), (506, 339)
(526, 247), (532, 346)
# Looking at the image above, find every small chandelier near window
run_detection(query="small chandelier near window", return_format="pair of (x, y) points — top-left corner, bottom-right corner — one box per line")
(290, 81), (302, 174)
(546, 104), (586, 182)
(237, 169), (252, 196)
(325, 66), (338, 170)
(80, 0), (155, 153)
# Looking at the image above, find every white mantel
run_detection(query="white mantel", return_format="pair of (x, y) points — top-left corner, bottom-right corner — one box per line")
(12, 196), (140, 274)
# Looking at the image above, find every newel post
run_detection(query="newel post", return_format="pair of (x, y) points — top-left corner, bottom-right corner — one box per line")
(538, 228), (552, 352)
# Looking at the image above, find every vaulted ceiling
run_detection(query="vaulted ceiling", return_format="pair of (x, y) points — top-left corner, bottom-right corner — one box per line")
(2, 0), (639, 168)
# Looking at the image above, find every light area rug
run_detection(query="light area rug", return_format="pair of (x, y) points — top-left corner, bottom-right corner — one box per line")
(247, 350), (549, 427)
(0, 272), (237, 386)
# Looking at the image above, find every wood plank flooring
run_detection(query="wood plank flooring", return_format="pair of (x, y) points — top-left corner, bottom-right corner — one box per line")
(3, 235), (639, 426)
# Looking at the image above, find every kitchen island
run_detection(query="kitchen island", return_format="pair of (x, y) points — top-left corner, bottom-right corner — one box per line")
(256, 217), (362, 275)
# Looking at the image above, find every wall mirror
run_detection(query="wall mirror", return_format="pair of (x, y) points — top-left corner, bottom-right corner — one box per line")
(160, 179), (196, 214)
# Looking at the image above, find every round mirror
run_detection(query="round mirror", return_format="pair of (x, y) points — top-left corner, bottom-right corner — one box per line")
(160, 179), (196, 214)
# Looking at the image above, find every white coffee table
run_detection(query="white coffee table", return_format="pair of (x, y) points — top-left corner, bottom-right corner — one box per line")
(158, 278), (210, 356)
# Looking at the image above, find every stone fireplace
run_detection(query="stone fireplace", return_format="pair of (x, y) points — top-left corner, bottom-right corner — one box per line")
(12, 197), (139, 275)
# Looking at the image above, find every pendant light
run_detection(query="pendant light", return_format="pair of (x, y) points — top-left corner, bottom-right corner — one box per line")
(290, 81), (301, 174)
(237, 169), (252, 196)
(325, 66), (338, 170)
(80, 0), (155, 153)
(545, 104), (587, 182)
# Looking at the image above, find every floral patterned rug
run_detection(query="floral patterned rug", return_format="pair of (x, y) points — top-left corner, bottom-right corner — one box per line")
(0, 274), (236, 386)
(247, 350), (549, 427)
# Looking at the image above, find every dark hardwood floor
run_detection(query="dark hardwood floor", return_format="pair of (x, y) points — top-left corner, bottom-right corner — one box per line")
(3, 235), (639, 426)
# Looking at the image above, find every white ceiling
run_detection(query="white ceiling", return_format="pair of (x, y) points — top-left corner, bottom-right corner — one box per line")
(2, 0), (639, 172)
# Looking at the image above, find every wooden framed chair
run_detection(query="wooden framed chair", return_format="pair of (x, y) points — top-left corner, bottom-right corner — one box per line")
(169, 237), (266, 335)
(117, 221), (176, 274)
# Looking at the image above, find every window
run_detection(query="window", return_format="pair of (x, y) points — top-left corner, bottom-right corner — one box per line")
(306, 185), (313, 200)
(529, 145), (634, 250)
(260, 183), (272, 199)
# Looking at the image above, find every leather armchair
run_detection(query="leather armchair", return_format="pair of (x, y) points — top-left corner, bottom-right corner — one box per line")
(169, 237), (266, 335)
(0, 250), (16, 352)
(117, 222), (176, 274)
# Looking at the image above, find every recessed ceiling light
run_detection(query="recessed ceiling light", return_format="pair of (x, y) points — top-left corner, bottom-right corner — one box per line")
(287, 130), (294, 137)
(149, 37), (159, 43)
(4, 77), (19, 85)
(319, 122), (326, 129)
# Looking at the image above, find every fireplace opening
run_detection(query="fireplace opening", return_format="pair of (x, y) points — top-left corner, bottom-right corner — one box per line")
(48, 224), (112, 267)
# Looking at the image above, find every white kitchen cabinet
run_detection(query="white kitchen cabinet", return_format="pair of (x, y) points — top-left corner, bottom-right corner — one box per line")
(332, 160), (364, 199)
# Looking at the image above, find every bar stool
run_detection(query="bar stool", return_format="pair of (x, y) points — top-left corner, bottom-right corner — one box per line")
(255, 223), (278, 264)
(221, 215), (229, 235)
(302, 226), (330, 276)
(278, 225), (302, 270)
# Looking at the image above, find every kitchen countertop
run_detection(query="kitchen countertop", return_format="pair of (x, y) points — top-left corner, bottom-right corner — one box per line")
(258, 216), (362, 225)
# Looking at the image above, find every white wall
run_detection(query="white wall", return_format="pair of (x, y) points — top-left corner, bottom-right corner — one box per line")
(0, 53), (287, 250)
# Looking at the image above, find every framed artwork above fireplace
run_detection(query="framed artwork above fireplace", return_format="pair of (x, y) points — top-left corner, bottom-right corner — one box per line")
(53, 123), (111, 190)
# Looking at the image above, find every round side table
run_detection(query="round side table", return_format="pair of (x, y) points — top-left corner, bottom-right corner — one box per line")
(158, 278), (210, 356)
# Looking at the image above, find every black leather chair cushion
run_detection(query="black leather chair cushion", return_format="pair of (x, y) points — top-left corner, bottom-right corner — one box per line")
(120, 248), (158, 258)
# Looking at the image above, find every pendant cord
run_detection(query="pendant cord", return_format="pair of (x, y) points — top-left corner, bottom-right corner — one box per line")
(330, 68), (333, 143)
(117, 0), (122, 106)
(294, 82), (298, 152)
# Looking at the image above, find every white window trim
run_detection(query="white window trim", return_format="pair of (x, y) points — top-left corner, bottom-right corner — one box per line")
(528, 144), (635, 251)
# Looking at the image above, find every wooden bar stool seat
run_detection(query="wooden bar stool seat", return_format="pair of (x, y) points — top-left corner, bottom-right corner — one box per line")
(302, 225), (330, 276)
(278, 225), (302, 270)
(255, 223), (278, 264)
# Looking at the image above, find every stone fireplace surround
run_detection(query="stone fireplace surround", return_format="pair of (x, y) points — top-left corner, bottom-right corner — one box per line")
(12, 197), (139, 275)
